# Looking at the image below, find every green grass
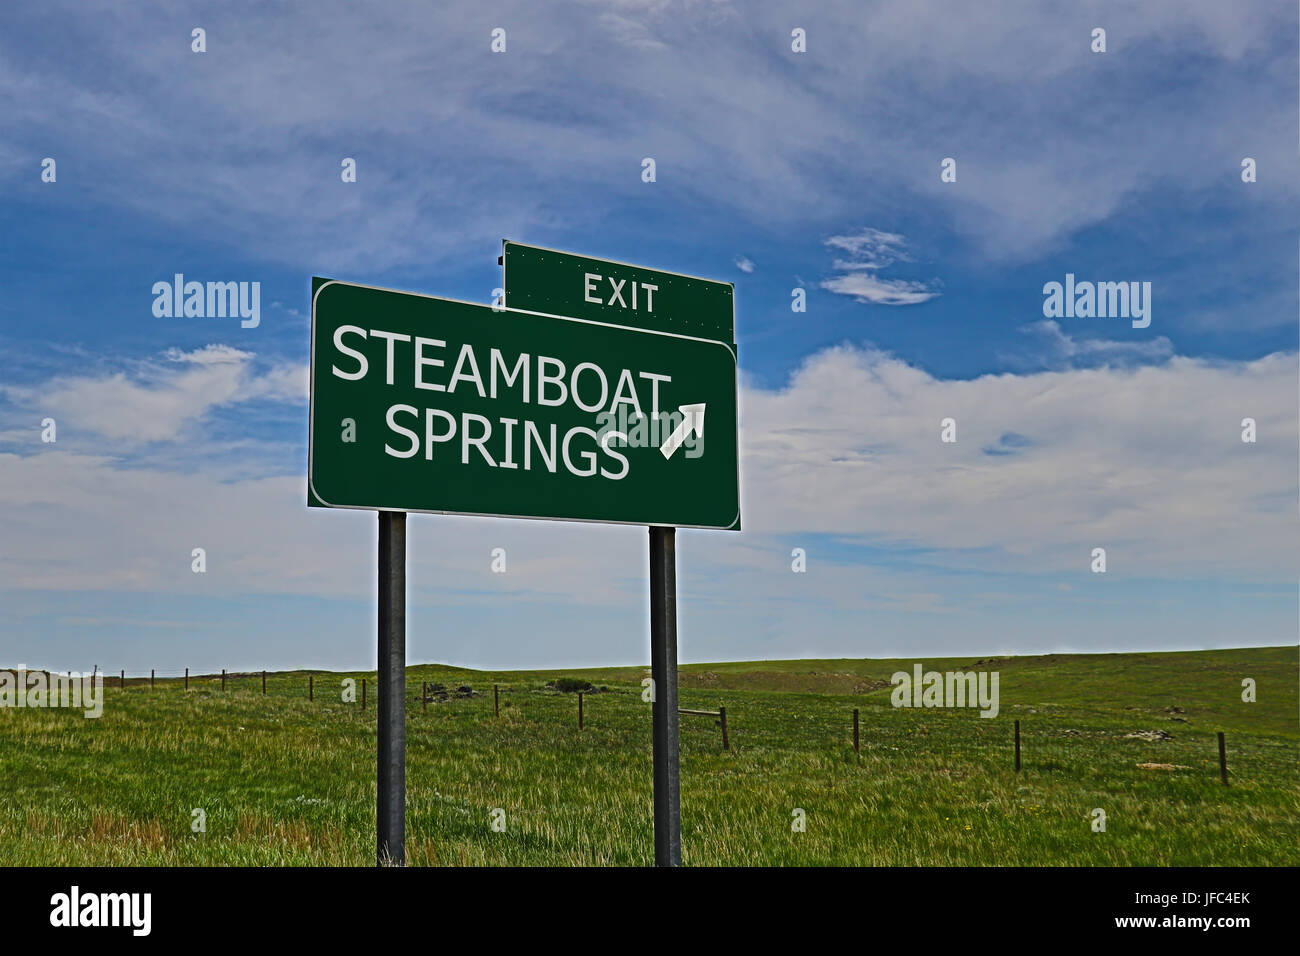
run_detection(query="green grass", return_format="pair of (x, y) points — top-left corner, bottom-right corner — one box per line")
(1, 647), (1295, 865)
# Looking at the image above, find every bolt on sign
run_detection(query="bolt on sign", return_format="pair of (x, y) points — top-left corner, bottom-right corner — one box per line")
(309, 277), (740, 529)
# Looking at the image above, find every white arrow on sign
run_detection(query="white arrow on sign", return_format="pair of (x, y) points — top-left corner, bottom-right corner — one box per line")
(659, 403), (706, 460)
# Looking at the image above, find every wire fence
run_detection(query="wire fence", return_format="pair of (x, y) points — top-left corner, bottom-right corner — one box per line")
(70, 668), (1296, 787)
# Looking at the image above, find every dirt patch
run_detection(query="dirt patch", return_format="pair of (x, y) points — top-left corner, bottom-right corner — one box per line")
(680, 670), (891, 694)
(853, 678), (893, 693)
(1137, 762), (1191, 771)
(419, 683), (481, 702)
(540, 679), (608, 695)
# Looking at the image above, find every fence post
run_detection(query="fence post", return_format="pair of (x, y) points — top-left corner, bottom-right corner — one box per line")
(120, 669), (125, 689)
(309, 675), (313, 701)
(422, 681), (428, 715)
(853, 708), (859, 753)
(494, 684), (499, 717)
(151, 669), (155, 691)
(578, 692), (584, 730)
(719, 705), (729, 750)
(221, 669), (226, 692)
(1217, 731), (1228, 786)
(262, 671), (266, 695)
(185, 667), (188, 691)
(1014, 719), (1021, 772)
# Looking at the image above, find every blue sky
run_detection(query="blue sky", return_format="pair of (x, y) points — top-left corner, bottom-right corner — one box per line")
(1, 0), (1297, 673)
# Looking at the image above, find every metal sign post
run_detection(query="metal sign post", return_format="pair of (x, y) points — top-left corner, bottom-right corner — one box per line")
(377, 510), (406, 865)
(649, 526), (681, 866)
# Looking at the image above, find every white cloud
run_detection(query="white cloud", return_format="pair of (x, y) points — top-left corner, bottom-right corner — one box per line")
(820, 228), (940, 305)
(0, 342), (1293, 607)
(1019, 320), (1176, 364)
(741, 345), (1297, 578)
(246, 362), (310, 404)
(1, 347), (305, 444)
(824, 228), (910, 270)
(3, 1), (1293, 270)
(165, 345), (249, 367)
(734, 256), (755, 273)
(820, 272), (939, 306)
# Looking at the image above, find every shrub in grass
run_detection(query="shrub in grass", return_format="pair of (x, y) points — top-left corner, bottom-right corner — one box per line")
(550, 678), (592, 694)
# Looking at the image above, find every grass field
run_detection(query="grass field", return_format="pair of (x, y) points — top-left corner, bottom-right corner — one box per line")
(1, 646), (1296, 866)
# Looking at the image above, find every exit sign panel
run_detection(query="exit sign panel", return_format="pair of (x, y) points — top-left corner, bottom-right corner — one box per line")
(501, 241), (735, 344)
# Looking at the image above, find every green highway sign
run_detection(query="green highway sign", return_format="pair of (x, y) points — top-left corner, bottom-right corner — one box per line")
(309, 278), (740, 529)
(501, 240), (735, 344)
(312, 251), (741, 864)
